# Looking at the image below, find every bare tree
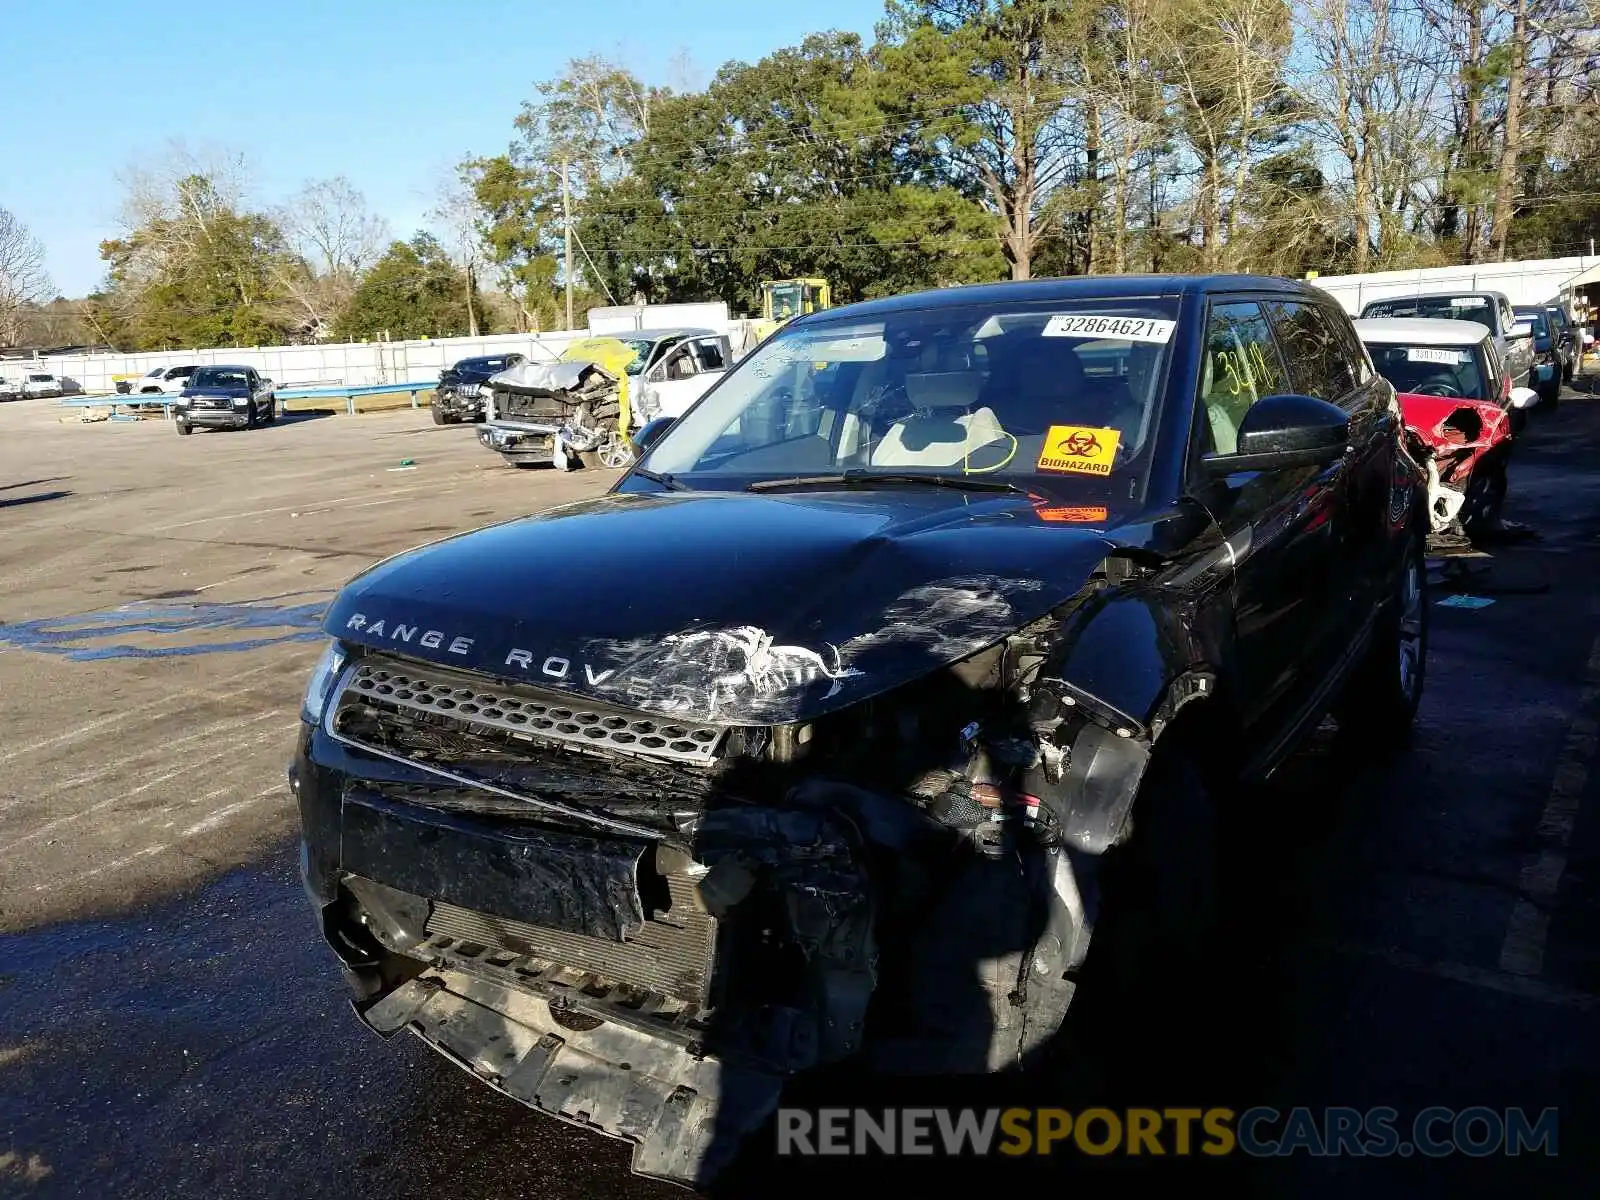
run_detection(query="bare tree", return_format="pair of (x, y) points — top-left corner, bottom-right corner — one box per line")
(428, 166), (487, 336)
(1084, 0), (1171, 273)
(1489, 0), (1530, 260)
(278, 176), (389, 277)
(516, 55), (656, 199)
(1295, 0), (1445, 270)
(1157, 0), (1291, 269)
(271, 177), (389, 339)
(0, 207), (53, 346)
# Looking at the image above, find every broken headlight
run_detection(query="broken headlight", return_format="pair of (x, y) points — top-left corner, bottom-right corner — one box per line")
(301, 640), (347, 726)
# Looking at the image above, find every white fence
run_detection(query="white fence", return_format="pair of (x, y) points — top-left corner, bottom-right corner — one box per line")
(1, 309), (764, 396)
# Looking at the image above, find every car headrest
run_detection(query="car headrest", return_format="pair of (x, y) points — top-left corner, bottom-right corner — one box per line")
(904, 370), (981, 410)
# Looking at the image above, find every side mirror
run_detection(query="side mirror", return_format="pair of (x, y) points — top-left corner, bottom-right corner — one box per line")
(631, 416), (676, 456)
(1509, 386), (1540, 410)
(1508, 321), (1533, 340)
(1202, 393), (1350, 476)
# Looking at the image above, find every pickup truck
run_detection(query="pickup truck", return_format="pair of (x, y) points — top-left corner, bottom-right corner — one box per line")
(480, 328), (732, 468)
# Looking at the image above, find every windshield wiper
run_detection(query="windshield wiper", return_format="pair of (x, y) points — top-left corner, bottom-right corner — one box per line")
(746, 471), (1025, 495)
(631, 466), (690, 491)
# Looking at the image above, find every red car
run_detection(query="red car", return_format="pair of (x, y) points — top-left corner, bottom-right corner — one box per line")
(1355, 317), (1540, 537)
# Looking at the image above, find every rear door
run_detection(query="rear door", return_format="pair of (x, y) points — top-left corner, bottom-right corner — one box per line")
(1266, 296), (1398, 634)
(1186, 295), (1344, 742)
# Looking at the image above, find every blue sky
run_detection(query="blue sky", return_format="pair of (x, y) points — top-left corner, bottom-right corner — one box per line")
(3, 0), (884, 296)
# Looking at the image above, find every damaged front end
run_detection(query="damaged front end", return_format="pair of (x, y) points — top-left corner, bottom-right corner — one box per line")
(481, 359), (632, 469)
(1398, 392), (1512, 540)
(294, 569), (1185, 1188)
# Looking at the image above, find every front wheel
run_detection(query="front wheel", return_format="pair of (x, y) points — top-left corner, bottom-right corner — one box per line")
(431, 404), (451, 425)
(176, 420), (193, 436)
(598, 432), (635, 469)
(1334, 525), (1427, 747)
(264, 395), (277, 424)
(1461, 463), (1507, 537)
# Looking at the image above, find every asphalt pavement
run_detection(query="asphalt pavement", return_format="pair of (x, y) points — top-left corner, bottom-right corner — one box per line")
(2, 378), (1599, 1198)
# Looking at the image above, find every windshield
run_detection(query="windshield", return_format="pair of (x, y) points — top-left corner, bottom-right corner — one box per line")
(28, 374), (51, 382)
(1366, 341), (1489, 401)
(1361, 295), (1496, 332)
(616, 339), (656, 375)
(1514, 311), (1548, 336)
(638, 299), (1178, 496)
(190, 367), (250, 389)
(768, 284), (804, 322)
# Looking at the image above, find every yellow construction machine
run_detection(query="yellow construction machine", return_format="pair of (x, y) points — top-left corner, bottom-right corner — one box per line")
(751, 278), (832, 342)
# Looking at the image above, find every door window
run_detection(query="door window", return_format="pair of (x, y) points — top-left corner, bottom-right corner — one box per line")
(1267, 301), (1359, 402)
(662, 344), (698, 380)
(1197, 300), (1288, 454)
(693, 338), (726, 372)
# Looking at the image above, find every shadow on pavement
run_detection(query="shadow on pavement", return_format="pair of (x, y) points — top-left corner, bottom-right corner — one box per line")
(0, 489), (72, 510)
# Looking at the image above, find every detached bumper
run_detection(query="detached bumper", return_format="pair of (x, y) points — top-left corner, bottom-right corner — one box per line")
(479, 420), (558, 463)
(360, 968), (781, 1187)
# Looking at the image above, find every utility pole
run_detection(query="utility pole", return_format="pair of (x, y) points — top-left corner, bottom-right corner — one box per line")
(562, 160), (574, 332)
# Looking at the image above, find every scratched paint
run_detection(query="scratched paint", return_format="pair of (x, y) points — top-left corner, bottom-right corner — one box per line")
(0, 591), (332, 660)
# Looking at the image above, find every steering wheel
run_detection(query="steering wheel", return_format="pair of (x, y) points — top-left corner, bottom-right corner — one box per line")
(1415, 382), (1462, 398)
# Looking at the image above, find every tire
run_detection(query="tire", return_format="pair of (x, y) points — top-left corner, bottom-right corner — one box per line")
(176, 420), (193, 436)
(264, 395), (277, 424)
(244, 401), (258, 430)
(1067, 738), (1221, 1093)
(1461, 463), (1508, 538)
(432, 404), (450, 425)
(1334, 524), (1427, 747)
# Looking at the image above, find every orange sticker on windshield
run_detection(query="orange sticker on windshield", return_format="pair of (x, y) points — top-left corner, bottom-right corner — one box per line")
(1036, 505), (1109, 523)
(1037, 425), (1120, 476)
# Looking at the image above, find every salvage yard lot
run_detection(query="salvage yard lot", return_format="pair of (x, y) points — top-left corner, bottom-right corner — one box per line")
(3, 386), (1600, 1197)
(0, 401), (608, 933)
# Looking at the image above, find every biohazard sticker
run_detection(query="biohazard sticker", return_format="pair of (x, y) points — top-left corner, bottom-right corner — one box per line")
(1037, 425), (1121, 476)
(1035, 505), (1110, 523)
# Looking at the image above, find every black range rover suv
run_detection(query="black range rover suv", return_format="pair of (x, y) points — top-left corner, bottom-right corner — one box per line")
(289, 275), (1427, 1188)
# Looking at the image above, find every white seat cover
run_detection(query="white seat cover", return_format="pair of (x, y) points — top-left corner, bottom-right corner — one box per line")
(871, 371), (1008, 467)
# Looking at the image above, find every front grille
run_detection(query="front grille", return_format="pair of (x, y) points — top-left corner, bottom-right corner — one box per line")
(344, 657), (723, 766)
(423, 866), (716, 1005)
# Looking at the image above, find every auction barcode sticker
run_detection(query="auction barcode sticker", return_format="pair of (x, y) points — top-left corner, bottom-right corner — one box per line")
(1043, 314), (1176, 343)
(1407, 347), (1468, 365)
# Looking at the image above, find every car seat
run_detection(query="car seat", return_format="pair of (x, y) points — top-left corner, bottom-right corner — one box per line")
(870, 371), (1008, 467)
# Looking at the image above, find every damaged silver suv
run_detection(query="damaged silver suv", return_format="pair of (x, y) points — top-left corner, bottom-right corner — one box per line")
(289, 275), (1428, 1187)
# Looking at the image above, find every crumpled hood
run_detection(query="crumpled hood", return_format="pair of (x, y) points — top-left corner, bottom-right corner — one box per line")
(325, 490), (1119, 723)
